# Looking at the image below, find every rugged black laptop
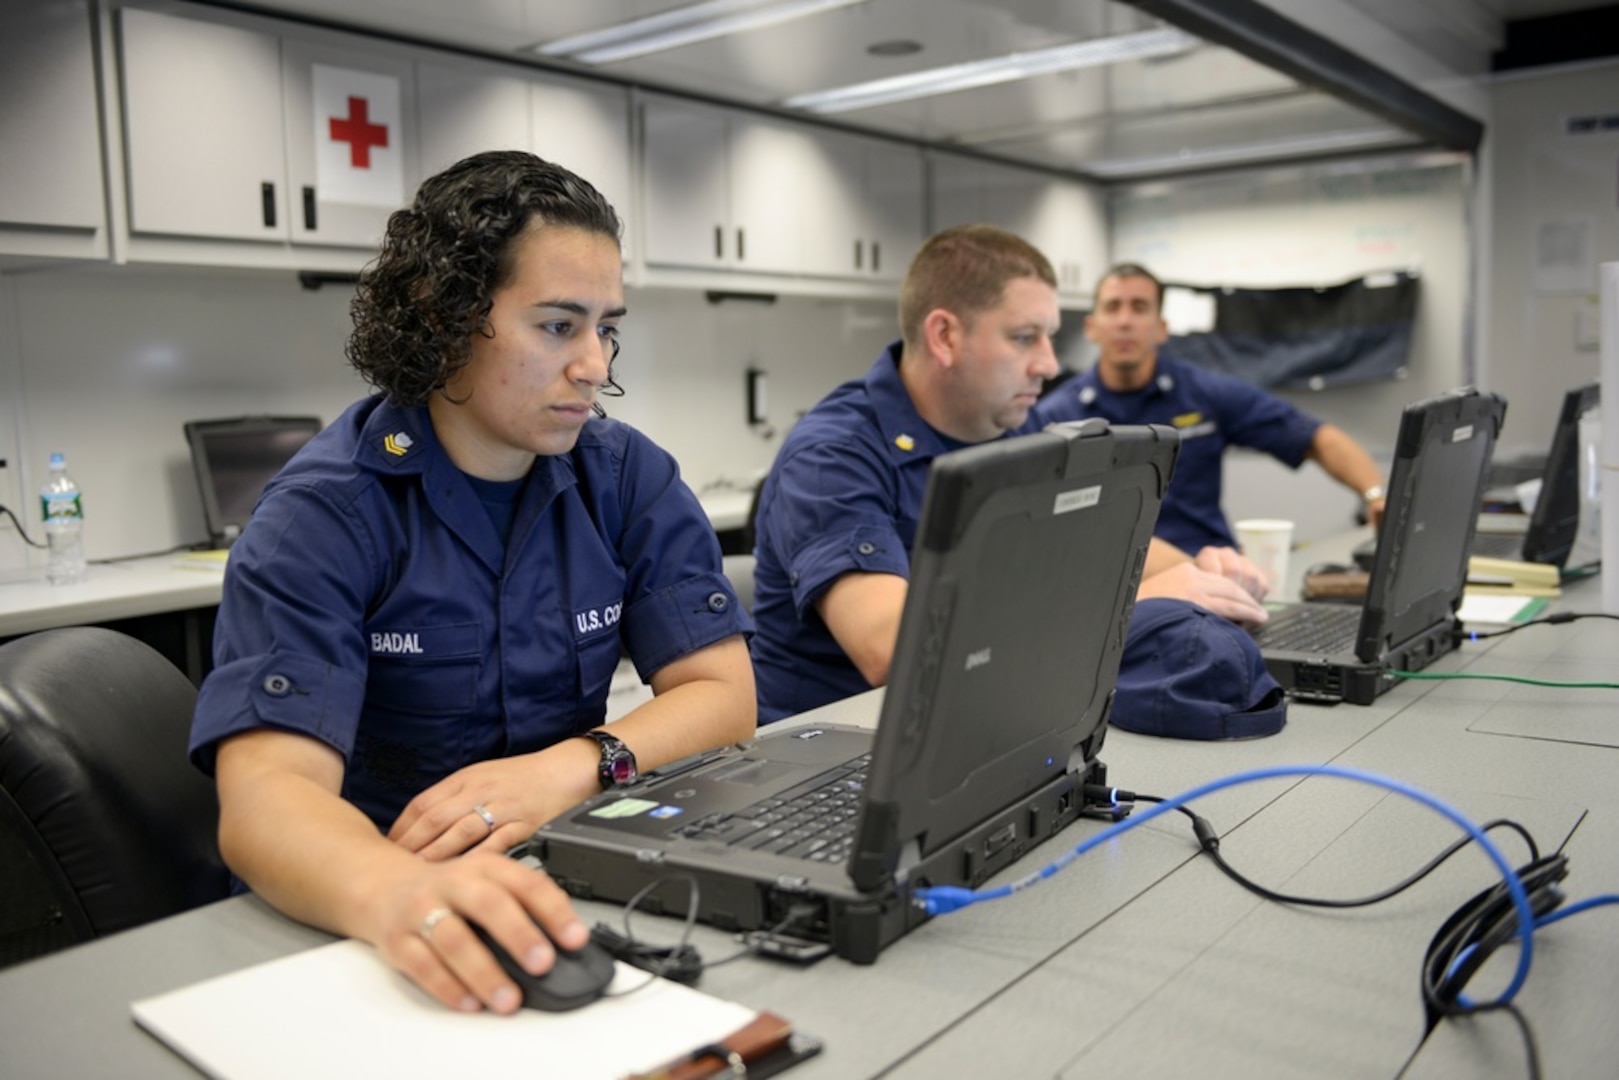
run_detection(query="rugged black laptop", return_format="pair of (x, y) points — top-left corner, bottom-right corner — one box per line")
(1255, 388), (1506, 705)
(530, 420), (1178, 964)
(1352, 383), (1599, 573)
(184, 415), (322, 548)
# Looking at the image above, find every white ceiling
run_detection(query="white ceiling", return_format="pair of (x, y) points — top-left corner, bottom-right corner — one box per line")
(207, 0), (1605, 180)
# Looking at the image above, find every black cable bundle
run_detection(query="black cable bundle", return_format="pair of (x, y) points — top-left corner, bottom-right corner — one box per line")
(1417, 853), (1570, 1080)
(1421, 853), (1569, 1022)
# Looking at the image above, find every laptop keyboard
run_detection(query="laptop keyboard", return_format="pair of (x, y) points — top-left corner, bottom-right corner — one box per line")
(1254, 603), (1362, 653)
(674, 754), (871, 863)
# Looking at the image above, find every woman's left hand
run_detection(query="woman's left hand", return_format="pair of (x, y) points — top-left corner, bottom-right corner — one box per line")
(386, 740), (599, 861)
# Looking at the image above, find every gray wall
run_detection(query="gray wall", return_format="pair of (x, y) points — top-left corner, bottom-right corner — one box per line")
(1108, 154), (1472, 543)
(2, 59), (1610, 575)
(1481, 58), (1618, 457)
(0, 264), (893, 575)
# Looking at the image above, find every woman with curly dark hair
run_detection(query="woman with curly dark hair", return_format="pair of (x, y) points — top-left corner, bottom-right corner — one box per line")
(189, 151), (756, 1014)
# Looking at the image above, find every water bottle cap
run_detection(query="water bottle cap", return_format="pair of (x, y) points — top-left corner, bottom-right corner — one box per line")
(49, 452), (65, 468)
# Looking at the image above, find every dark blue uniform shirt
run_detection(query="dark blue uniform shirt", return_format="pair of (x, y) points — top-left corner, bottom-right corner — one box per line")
(751, 343), (1038, 724)
(190, 396), (750, 829)
(1034, 354), (1320, 552)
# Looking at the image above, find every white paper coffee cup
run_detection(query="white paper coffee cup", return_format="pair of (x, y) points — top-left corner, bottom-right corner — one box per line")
(1234, 518), (1295, 594)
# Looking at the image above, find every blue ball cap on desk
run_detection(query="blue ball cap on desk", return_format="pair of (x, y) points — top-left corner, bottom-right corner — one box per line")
(1112, 599), (1288, 740)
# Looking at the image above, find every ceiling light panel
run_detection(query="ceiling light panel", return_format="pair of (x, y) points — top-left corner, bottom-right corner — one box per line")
(783, 26), (1200, 113)
(537, 0), (867, 65)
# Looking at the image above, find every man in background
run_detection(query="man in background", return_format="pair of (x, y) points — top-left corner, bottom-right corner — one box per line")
(1035, 262), (1386, 555)
(749, 226), (1269, 724)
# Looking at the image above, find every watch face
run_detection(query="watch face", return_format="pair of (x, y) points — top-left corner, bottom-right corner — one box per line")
(605, 752), (638, 786)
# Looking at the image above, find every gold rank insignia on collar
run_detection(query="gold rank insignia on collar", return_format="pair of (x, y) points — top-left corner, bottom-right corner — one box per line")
(1172, 412), (1203, 428)
(382, 431), (414, 456)
(895, 433), (915, 451)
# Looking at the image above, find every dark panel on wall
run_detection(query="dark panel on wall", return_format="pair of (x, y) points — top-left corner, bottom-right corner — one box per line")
(1494, 4), (1619, 72)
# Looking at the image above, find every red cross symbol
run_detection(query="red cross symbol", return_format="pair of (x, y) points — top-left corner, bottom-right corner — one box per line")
(328, 95), (389, 169)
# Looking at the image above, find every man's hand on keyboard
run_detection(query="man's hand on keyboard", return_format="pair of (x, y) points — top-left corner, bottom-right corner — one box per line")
(1194, 545), (1270, 602)
(1138, 560), (1269, 628)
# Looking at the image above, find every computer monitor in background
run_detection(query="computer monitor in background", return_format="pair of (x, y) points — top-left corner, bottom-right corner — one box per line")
(184, 416), (322, 548)
(1519, 381), (1600, 570)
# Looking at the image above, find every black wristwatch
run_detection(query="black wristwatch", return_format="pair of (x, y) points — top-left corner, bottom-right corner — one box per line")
(578, 729), (638, 790)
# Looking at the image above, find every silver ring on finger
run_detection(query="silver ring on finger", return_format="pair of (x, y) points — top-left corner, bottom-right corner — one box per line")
(418, 906), (453, 942)
(472, 804), (496, 830)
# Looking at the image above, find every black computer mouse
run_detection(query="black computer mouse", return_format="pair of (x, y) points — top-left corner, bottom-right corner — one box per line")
(471, 923), (615, 1012)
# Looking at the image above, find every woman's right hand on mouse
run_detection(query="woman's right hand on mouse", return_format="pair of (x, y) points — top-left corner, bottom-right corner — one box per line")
(369, 852), (591, 1015)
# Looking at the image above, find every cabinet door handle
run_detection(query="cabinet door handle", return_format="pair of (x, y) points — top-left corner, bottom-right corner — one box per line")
(714, 225), (723, 260)
(261, 182), (277, 228)
(854, 239), (862, 270)
(736, 228), (744, 261)
(302, 186), (317, 232)
(872, 241), (880, 274)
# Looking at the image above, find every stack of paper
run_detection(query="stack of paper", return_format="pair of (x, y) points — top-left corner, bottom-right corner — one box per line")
(1457, 592), (1550, 627)
(133, 940), (763, 1080)
(1465, 555), (1561, 598)
(173, 548), (230, 571)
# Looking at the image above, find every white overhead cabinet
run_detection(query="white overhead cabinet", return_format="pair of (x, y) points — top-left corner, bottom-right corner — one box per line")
(797, 131), (924, 283)
(931, 155), (1108, 303)
(117, 5), (415, 255)
(118, 8), (290, 243)
(530, 79), (634, 258)
(415, 61), (533, 180)
(642, 96), (924, 288)
(0, 0), (107, 260)
(861, 141), (926, 283)
(416, 61), (634, 257)
(281, 38), (416, 249)
(642, 97), (803, 276)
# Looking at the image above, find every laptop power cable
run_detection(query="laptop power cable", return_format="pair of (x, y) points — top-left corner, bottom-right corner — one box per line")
(592, 871), (826, 990)
(591, 921), (705, 985)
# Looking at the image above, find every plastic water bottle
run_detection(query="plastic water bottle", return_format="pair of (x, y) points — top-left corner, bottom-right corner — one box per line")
(40, 452), (87, 585)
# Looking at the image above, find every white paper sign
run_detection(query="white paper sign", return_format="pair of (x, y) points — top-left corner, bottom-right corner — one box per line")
(312, 65), (404, 208)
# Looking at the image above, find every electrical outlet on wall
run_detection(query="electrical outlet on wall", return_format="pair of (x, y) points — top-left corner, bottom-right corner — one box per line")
(0, 456), (17, 536)
(0, 456), (33, 578)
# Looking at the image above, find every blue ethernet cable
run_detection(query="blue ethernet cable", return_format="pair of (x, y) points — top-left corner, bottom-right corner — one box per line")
(911, 763), (1536, 1006)
(1534, 893), (1619, 929)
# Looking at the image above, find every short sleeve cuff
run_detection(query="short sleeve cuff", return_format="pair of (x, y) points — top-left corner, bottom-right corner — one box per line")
(788, 524), (908, 617)
(190, 652), (369, 773)
(620, 571), (754, 679)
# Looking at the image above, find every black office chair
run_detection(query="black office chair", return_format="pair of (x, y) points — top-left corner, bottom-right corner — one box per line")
(0, 627), (229, 968)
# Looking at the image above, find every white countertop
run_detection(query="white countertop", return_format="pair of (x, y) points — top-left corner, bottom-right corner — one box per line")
(0, 555), (225, 637)
(697, 489), (754, 533)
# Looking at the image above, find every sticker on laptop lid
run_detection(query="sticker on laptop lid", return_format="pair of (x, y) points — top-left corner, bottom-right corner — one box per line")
(1452, 424), (1474, 442)
(1053, 485), (1102, 515)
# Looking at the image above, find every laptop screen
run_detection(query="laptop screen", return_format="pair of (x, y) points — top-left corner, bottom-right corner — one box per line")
(1359, 389), (1506, 660)
(853, 420), (1176, 888)
(1522, 382), (1600, 567)
(185, 416), (322, 547)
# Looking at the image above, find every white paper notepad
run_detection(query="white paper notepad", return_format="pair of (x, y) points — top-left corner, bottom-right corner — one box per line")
(132, 939), (758, 1080)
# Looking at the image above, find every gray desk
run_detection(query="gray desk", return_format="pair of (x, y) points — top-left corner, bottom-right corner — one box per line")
(3, 547), (1613, 1079)
(0, 556), (223, 638)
